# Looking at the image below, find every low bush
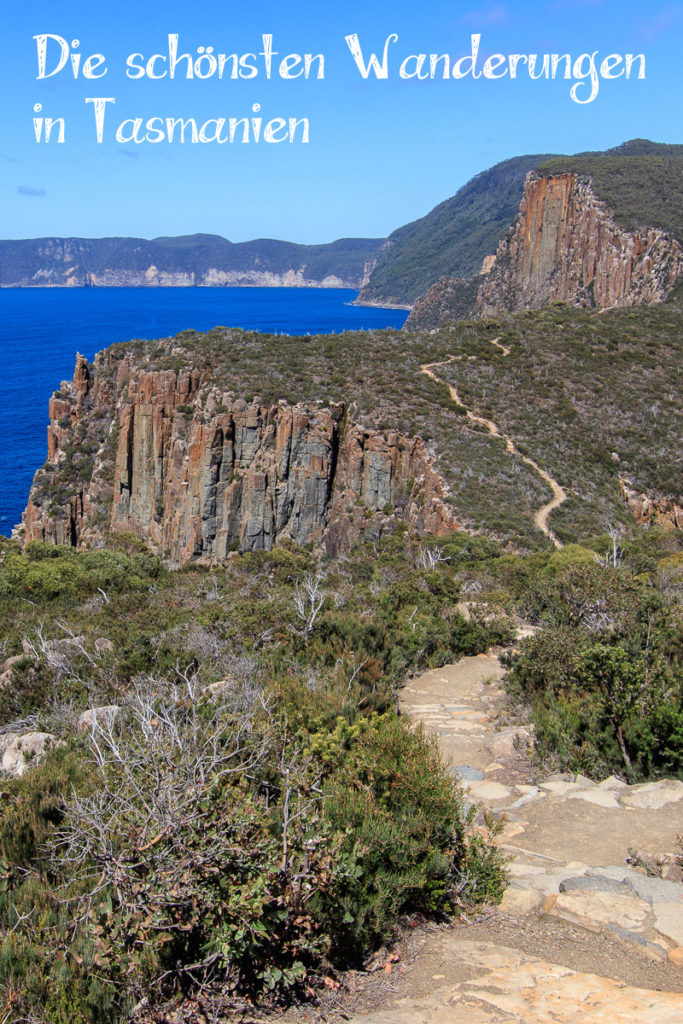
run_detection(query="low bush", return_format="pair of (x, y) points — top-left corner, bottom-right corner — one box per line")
(0, 676), (506, 1022)
(507, 556), (682, 780)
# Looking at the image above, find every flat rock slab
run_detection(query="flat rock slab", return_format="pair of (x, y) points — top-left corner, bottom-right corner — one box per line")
(485, 728), (531, 759)
(510, 871), (589, 896)
(559, 875), (633, 896)
(333, 940), (683, 1024)
(500, 886), (546, 914)
(598, 775), (629, 791)
(401, 657), (504, 706)
(539, 779), (584, 796)
(463, 780), (512, 801)
(605, 924), (669, 961)
(591, 869), (683, 907)
(500, 789), (683, 866)
(655, 904), (683, 948)
(568, 788), (622, 809)
(547, 890), (651, 933)
(450, 765), (485, 781)
(621, 786), (683, 811)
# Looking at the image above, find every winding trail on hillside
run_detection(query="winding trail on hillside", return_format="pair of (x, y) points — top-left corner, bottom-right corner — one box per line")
(488, 336), (511, 357)
(421, 345), (567, 548)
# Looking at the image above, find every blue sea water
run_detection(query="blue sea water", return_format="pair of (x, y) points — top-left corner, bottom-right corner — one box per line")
(0, 287), (408, 537)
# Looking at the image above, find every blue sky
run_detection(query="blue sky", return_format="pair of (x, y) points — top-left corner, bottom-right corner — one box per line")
(1, 0), (680, 243)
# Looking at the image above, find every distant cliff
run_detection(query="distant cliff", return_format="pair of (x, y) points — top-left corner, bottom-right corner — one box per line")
(476, 172), (683, 316)
(407, 165), (683, 329)
(22, 351), (457, 564)
(0, 234), (382, 289)
(365, 140), (680, 325)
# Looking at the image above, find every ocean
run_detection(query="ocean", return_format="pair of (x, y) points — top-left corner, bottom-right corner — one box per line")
(0, 287), (408, 537)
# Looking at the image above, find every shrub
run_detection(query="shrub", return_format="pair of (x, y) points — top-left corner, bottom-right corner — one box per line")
(508, 560), (683, 780)
(0, 671), (506, 1021)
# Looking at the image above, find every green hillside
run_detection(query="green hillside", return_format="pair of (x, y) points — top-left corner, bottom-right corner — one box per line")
(34, 297), (681, 550)
(357, 153), (555, 306)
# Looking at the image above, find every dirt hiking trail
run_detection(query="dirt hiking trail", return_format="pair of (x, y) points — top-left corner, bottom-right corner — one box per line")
(421, 348), (567, 548)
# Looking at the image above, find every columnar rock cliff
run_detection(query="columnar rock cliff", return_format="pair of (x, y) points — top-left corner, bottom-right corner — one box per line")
(407, 173), (683, 329)
(21, 354), (458, 563)
(356, 153), (555, 307)
(478, 172), (683, 315)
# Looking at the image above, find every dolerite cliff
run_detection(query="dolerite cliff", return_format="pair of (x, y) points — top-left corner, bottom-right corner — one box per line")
(407, 172), (683, 329)
(21, 353), (457, 564)
(478, 172), (683, 314)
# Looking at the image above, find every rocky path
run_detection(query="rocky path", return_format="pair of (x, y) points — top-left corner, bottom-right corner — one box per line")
(325, 653), (683, 1023)
(420, 355), (566, 548)
(401, 657), (683, 942)
(261, 648), (683, 1024)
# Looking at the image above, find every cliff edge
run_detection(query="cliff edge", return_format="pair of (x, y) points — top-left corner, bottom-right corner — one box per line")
(407, 170), (682, 329)
(21, 351), (457, 564)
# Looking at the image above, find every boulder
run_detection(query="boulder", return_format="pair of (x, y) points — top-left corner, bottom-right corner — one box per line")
(2, 733), (64, 777)
(0, 733), (20, 758)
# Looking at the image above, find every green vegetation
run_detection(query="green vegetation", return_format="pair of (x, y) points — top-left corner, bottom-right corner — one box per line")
(31, 295), (682, 556)
(503, 530), (683, 781)
(0, 517), (680, 1020)
(437, 302), (681, 541)
(1, 697), (500, 1022)
(0, 530), (511, 726)
(0, 529), (509, 1022)
(410, 276), (482, 326)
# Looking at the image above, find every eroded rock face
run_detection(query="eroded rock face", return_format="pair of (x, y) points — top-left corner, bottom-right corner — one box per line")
(21, 355), (459, 564)
(22, 351), (115, 548)
(619, 478), (681, 530)
(478, 172), (682, 316)
(407, 173), (682, 329)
